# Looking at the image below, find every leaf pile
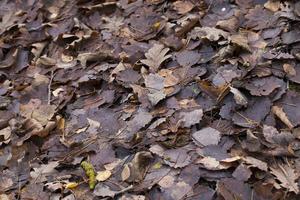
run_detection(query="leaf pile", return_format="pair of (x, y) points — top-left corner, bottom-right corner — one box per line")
(1, 0), (300, 199)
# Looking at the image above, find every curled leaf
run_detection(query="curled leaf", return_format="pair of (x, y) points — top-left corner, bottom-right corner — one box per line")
(65, 182), (79, 189)
(229, 87), (248, 106)
(272, 106), (294, 129)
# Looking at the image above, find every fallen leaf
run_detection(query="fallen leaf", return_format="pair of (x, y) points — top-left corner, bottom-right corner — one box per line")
(264, 1), (280, 12)
(230, 34), (251, 51)
(30, 161), (59, 183)
(229, 87), (248, 106)
(175, 50), (201, 68)
(243, 156), (268, 171)
(65, 182), (79, 189)
(0, 126), (11, 145)
(96, 170), (112, 182)
(149, 145), (191, 168)
(141, 44), (171, 72)
(192, 127), (221, 147)
(190, 27), (229, 41)
(217, 178), (253, 200)
(121, 151), (152, 182)
(93, 183), (119, 197)
(178, 109), (203, 128)
(244, 76), (284, 96)
(272, 106), (294, 129)
(173, 1), (194, 15)
(283, 63), (296, 76)
(270, 164), (299, 193)
(233, 164), (252, 182)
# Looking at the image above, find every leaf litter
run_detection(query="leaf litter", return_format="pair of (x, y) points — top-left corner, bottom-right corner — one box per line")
(1, 0), (300, 199)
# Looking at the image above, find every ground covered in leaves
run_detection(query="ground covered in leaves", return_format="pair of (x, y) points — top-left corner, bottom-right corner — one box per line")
(2, 0), (300, 199)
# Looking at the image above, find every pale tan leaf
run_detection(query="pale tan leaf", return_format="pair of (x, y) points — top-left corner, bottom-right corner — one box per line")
(173, 1), (194, 14)
(272, 106), (294, 129)
(0, 126), (11, 145)
(229, 87), (248, 106)
(190, 27), (229, 41)
(109, 62), (126, 83)
(158, 175), (175, 188)
(230, 34), (251, 51)
(270, 164), (299, 193)
(96, 170), (112, 182)
(141, 44), (171, 72)
(283, 63), (296, 76)
(121, 164), (131, 181)
(243, 156), (268, 171)
(264, 0), (280, 12)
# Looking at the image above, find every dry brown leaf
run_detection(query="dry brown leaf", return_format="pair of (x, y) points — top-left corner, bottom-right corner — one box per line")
(264, 0), (280, 12)
(230, 34), (251, 51)
(190, 27), (229, 41)
(121, 151), (152, 182)
(141, 44), (171, 72)
(173, 1), (194, 14)
(197, 157), (229, 170)
(192, 127), (221, 147)
(102, 16), (124, 33)
(272, 106), (294, 129)
(270, 164), (299, 193)
(179, 109), (203, 128)
(283, 63), (296, 76)
(243, 156), (268, 171)
(0, 126), (11, 145)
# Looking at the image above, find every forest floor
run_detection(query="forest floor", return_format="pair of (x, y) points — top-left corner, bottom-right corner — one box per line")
(1, 0), (300, 199)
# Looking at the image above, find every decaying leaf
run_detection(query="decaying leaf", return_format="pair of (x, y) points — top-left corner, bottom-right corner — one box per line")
(140, 44), (171, 72)
(283, 63), (296, 76)
(270, 164), (299, 193)
(30, 161), (59, 183)
(272, 106), (294, 129)
(65, 182), (79, 189)
(192, 127), (221, 147)
(173, 1), (194, 15)
(190, 27), (229, 41)
(3, 0), (300, 199)
(0, 127), (11, 145)
(178, 109), (203, 128)
(121, 151), (152, 182)
(149, 145), (191, 168)
(242, 156), (268, 171)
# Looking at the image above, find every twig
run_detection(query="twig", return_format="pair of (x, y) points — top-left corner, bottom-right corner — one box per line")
(48, 71), (55, 105)
(114, 185), (133, 196)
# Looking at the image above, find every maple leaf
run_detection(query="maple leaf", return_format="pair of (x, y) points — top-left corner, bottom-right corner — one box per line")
(141, 44), (172, 72)
(102, 16), (124, 33)
(270, 164), (299, 193)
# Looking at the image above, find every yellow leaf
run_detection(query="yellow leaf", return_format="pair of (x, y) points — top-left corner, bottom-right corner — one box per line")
(152, 162), (162, 169)
(57, 117), (65, 131)
(152, 21), (161, 30)
(96, 170), (112, 182)
(65, 182), (78, 189)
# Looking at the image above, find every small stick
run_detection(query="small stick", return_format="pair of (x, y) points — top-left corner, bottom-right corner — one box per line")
(48, 71), (55, 105)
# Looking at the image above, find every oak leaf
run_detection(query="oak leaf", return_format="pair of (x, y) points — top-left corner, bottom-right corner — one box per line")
(141, 44), (171, 72)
